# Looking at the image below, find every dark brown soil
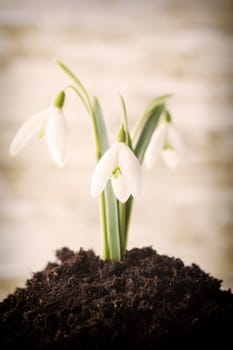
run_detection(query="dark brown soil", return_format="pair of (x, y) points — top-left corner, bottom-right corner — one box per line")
(0, 247), (232, 349)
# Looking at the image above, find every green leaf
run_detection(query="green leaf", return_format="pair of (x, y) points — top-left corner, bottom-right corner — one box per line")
(119, 95), (128, 129)
(124, 105), (164, 242)
(134, 104), (164, 163)
(93, 97), (109, 157)
(132, 95), (171, 141)
(143, 94), (172, 116)
(124, 196), (133, 250)
(99, 192), (109, 260)
(104, 183), (121, 261)
(56, 60), (121, 261)
(93, 98), (121, 261)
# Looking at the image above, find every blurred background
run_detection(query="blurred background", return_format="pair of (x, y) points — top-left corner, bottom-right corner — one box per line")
(0, 0), (232, 300)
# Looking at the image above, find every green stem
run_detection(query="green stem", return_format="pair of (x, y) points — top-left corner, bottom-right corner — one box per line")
(105, 183), (121, 261)
(118, 200), (126, 255)
(100, 193), (109, 260)
(118, 95), (129, 256)
(65, 85), (90, 115)
(124, 197), (134, 250)
(56, 60), (92, 106)
(57, 60), (101, 160)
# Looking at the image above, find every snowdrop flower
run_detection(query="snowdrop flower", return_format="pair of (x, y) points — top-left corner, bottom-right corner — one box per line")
(91, 142), (142, 203)
(10, 91), (68, 167)
(145, 112), (185, 169)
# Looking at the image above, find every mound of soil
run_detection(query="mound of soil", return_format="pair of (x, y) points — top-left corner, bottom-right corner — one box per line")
(0, 247), (232, 349)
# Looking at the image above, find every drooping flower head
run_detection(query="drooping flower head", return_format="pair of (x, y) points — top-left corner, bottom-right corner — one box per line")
(145, 110), (185, 169)
(10, 90), (68, 167)
(91, 125), (142, 203)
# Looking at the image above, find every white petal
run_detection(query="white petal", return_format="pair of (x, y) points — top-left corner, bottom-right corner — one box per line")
(119, 143), (142, 199)
(10, 108), (51, 156)
(144, 122), (167, 169)
(45, 108), (68, 167)
(161, 149), (181, 169)
(111, 174), (131, 203)
(91, 143), (118, 198)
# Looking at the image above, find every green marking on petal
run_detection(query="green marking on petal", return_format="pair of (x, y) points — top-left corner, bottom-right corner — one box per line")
(112, 166), (121, 178)
(39, 130), (46, 138)
(163, 143), (172, 150)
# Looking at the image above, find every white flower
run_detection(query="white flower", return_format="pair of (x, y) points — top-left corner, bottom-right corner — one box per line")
(91, 142), (142, 203)
(145, 119), (185, 169)
(10, 106), (68, 167)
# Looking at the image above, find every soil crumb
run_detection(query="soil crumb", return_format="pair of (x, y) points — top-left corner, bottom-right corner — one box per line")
(0, 247), (232, 349)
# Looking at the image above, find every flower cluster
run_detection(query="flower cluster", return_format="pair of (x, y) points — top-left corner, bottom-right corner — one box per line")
(9, 61), (186, 261)
(10, 94), (184, 204)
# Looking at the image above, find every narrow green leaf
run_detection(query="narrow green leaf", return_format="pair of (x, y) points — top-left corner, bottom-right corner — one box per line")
(66, 85), (90, 115)
(93, 97), (109, 157)
(118, 200), (126, 255)
(93, 100), (109, 260)
(124, 105), (164, 242)
(132, 94), (171, 140)
(57, 60), (121, 261)
(124, 196), (133, 250)
(99, 192), (109, 260)
(104, 183), (121, 261)
(134, 104), (164, 163)
(119, 95), (128, 129)
(143, 94), (172, 116)
(93, 98), (121, 261)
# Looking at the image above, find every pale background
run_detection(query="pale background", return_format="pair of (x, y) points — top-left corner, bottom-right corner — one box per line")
(0, 0), (233, 300)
